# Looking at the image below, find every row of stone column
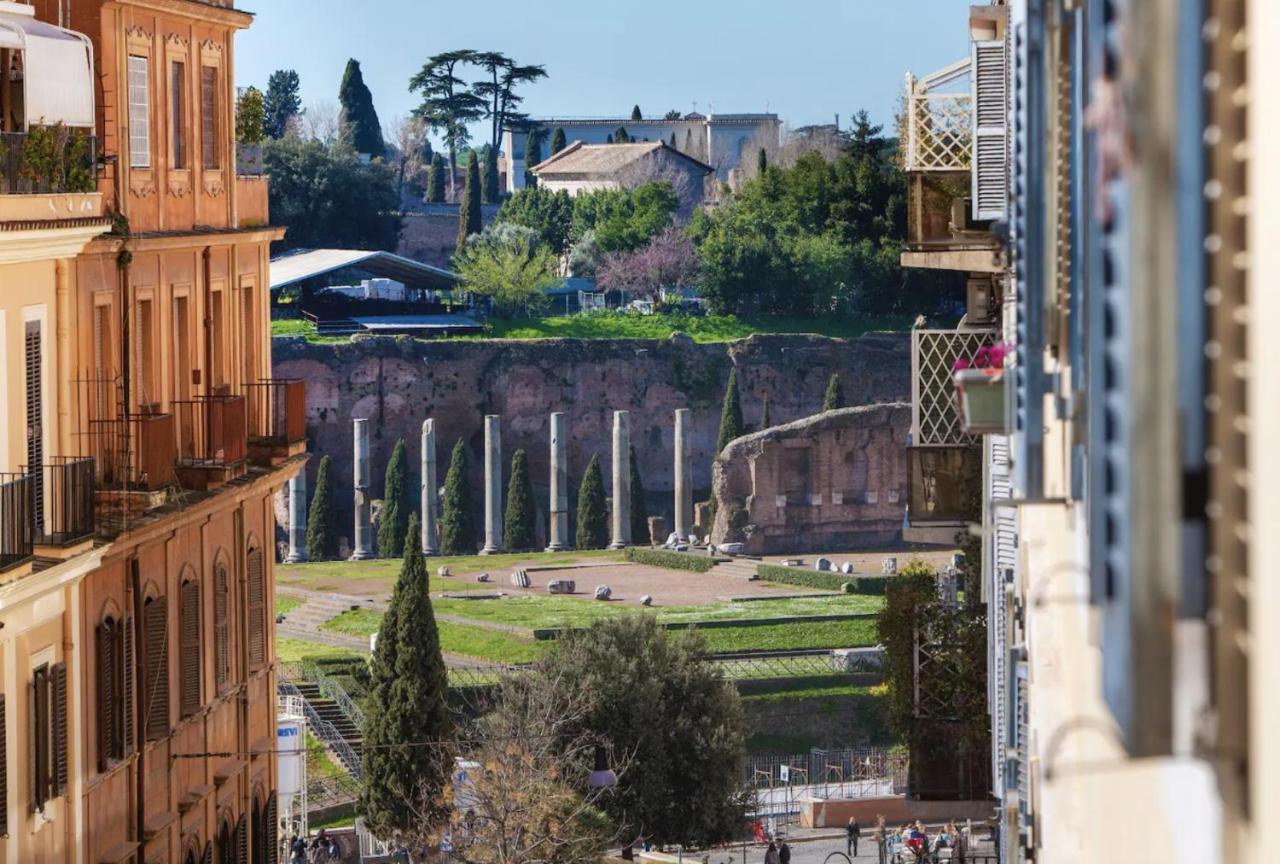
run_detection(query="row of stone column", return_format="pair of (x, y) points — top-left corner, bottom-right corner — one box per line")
(284, 409), (696, 561)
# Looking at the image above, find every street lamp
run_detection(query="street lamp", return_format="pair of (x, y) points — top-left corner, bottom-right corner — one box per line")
(588, 745), (617, 789)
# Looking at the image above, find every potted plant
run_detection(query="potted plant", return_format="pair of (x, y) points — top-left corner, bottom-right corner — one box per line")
(953, 343), (1009, 433)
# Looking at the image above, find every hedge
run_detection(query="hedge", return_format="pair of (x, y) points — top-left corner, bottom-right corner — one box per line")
(757, 563), (888, 595)
(623, 546), (717, 573)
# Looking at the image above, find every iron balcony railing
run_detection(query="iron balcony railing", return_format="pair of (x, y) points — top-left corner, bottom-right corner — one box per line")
(174, 394), (247, 467)
(25, 457), (95, 546)
(0, 473), (34, 572)
(244, 379), (306, 448)
(0, 129), (99, 195)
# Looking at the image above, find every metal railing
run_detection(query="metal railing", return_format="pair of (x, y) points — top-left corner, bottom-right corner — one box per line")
(0, 129), (98, 195)
(0, 473), (34, 571)
(278, 679), (363, 780)
(301, 659), (366, 728)
(26, 457), (95, 546)
(245, 379), (306, 448)
(911, 328), (1000, 447)
(174, 394), (247, 467)
(904, 59), (973, 172)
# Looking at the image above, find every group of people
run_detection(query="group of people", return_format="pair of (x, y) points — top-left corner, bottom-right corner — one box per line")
(287, 829), (342, 863)
(762, 839), (792, 864)
(842, 817), (965, 863)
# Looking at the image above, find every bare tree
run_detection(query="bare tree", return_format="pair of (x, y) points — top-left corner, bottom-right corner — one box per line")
(616, 155), (702, 218)
(775, 123), (847, 168)
(299, 99), (341, 145)
(597, 227), (701, 300)
(390, 115), (429, 200)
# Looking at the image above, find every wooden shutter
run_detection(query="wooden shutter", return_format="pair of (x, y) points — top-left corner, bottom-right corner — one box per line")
(97, 623), (117, 770)
(971, 39), (1008, 220)
(122, 614), (136, 754)
(235, 813), (248, 864)
(30, 667), (49, 809)
(215, 562), (230, 691)
(180, 579), (202, 716)
(202, 840), (213, 864)
(143, 597), (170, 740)
(247, 548), (265, 668)
(51, 662), (67, 796)
(25, 320), (44, 539)
(265, 792), (278, 864)
(0, 694), (7, 834)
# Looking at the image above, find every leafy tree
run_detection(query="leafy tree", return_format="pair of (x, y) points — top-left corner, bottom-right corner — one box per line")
(305, 455), (337, 560)
(757, 146), (768, 175)
(568, 230), (602, 277)
(235, 87), (266, 144)
(360, 513), (453, 837)
(550, 126), (567, 156)
(338, 59), (385, 157)
(503, 449), (537, 550)
(877, 564), (938, 743)
(524, 128), (543, 185)
(630, 105), (643, 121)
(483, 144), (500, 204)
(570, 182), (679, 253)
(263, 69), (301, 139)
(427, 153), (446, 202)
(440, 440), (476, 554)
(716, 369), (745, 454)
(760, 392), (771, 429)
(614, 126), (630, 143)
(628, 446), (648, 544)
(377, 438), (413, 558)
(822, 373), (844, 411)
(473, 52), (547, 150)
(457, 151), (482, 249)
(529, 617), (748, 847)
(664, 109), (682, 120)
(495, 185), (574, 255)
(453, 223), (558, 314)
(575, 454), (608, 550)
(265, 137), (401, 250)
(411, 50), (486, 197)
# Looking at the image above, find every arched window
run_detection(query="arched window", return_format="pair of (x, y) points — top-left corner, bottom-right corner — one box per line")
(246, 540), (266, 669)
(179, 571), (202, 716)
(142, 593), (169, 740)
(252, 789), (278, 864)
(214, 553), (231, 692)
(216, 813), (235, 864)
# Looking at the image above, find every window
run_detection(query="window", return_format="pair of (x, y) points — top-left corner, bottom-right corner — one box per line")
(170, 60), (187, 169)
(96, 615), (135, 768)
(240, 283), (256, 383)
(143, 595), (169, 740)
(92, 303), (114, 419)
(209, 290), (225, 388)
(172, 295), (192, 400)
(136, 299), (155, 406)
(30, 662), (68, 810)
(246, 545), (265, 668)
(179, 575), (201, 716)
(128, 55), (151, 169)
(201, 65), (220, 169)
(214, 557), (230, 692)
(252, 792), (277, 864)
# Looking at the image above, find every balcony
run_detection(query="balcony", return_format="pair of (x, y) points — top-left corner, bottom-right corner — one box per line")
(245, 379), (307, 465)
(0, 473), (34, 573)
(174, 394), (248, 490)
(0, 128), (98, 195)
(28, 457), (96, 552)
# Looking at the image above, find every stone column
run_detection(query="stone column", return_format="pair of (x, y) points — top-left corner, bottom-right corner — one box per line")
(420, 418), (439, 555)
(350, 418), (374, 560)
(674, 408), (692, 540)
(546, 412), (568, 552)
(285, 470), (307, 562)
(609, 410), (631, 549)
(481, 415), (503, 554)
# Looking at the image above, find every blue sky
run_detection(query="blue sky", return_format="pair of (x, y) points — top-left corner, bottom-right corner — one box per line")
(235, 0), (970, 145)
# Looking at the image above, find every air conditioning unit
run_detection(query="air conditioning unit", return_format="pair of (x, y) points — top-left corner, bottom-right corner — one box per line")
(966, 276), (995, 324)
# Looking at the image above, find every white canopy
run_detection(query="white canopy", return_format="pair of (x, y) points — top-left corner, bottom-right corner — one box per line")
(0, 4), (95, 129)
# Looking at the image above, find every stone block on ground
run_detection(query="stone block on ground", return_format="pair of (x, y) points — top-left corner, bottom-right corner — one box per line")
(639, 595), (653, 606)
(881, 556), (898, 575)
(719, 542), (746, 556)
(437, 565), (451, 578)
(547, 579), (575, 595)
(510, 568), (531, 588)
(815, 557), (833, 572)
(647, 516), (667, 546)
(476, 572), (491, 583)
(593, 585), (612, 601)
(841, 562), (855, 574)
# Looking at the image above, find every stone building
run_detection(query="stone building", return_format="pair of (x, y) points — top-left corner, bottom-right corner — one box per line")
(709, 405), (910, 554)
(528, 141), (713, 208)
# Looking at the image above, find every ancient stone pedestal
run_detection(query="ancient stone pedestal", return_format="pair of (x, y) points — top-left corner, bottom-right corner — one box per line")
(421, 418), (439, 555)
(674, 408), (692, 539)
(481, 415), (503, 554)
(285, 470), (307, 563)
(350, 418), (374, 560)
(609, 410), (631, 549)
(546, 412), (568, 552)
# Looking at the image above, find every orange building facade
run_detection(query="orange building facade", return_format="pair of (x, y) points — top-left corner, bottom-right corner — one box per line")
(0, 1), (300, 863)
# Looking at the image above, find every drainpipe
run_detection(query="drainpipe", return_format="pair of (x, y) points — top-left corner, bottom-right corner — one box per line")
(129, 558), (144, 864)
(235, 505), (252, 827)
(55, 259), (72, 456)
(202, 247), (213, 395)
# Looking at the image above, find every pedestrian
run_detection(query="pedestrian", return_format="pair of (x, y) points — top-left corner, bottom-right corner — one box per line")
(874, 816), (888, 864)
(765, 841), (781, 864)
(327, 838), (341, 862)
(779, 841), (791, 864)
(290, 835), (307, 864)
(847, 817), (861, 858)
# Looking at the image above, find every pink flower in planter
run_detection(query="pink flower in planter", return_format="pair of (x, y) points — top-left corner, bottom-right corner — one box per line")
(953, 343), (1010, 373)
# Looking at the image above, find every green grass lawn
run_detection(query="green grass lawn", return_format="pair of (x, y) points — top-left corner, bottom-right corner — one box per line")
(321, 609), (547, 664)
(696, 619), (879, 653)
(276, 595), (303, 617)
(276, 637), (362, 665)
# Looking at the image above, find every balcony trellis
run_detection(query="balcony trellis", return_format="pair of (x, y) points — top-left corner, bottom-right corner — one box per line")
(905, 58), (974, 172)
(912, 328), (1000, 446)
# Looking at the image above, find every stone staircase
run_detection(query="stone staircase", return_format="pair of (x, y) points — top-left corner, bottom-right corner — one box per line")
(276, 591), (379, 650)
(710, 557), (761, 580)
(292, 680), (363, 773)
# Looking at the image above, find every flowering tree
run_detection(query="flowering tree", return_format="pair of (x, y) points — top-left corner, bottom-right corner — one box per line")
(596, 227), (700, 299)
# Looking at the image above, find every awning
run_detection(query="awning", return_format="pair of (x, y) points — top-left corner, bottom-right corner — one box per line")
(0, 7), (95, 129)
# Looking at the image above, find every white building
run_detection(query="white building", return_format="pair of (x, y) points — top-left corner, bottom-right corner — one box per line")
(528, 140), (713, 206)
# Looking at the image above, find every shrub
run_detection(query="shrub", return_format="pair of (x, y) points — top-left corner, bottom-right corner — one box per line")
(756, 563), (888, 595)
(623, 547), (715, 573)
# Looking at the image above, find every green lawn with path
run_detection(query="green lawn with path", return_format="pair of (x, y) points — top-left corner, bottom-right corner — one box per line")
(276, 595), (303, 616)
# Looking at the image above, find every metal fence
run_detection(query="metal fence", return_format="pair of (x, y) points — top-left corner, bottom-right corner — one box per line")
(278, 679), (363, 780)
(745, 747), (908, 819)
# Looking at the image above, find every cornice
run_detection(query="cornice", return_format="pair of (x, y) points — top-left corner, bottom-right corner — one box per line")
(0, 223), (111, 265)
(108, 0), (253, 29)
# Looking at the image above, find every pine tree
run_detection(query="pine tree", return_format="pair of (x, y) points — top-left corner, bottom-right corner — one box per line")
(263, 69), (301, 139)
(629, 446), (649, 545)
(483, 145), (500, 204)
(503, 449), (537, 550)
(456, 151), (482, 249)
(525, 129), (543, 187)
(359, 513), (453, 836)
(440, 440), (476, 554)
(427, 153), (446, 202)
(757, 147), (768, 175)
(337, 58), (384, 157)
(823, 373), (844, 411)
(631, 105), (643, 121)
(760, 393), (772, 429)
(716, 369), (745, 454)
(305, 455), (337, 560)
(377, 438), (413, 558)
(551, 127), (567, 156)
(576, 454), (608, 550)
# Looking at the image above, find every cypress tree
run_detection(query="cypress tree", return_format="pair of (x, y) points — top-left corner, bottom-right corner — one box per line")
(503, 449), (537, 551)
(629, 446), (649, 545)
(614, 126), (630, 143)
(550, 127), (567, 156)
(525, 129), (543, 187)
(456, 151), (482, 249)
(757, 147), (768, 175)
(576, 454), (608, 550)
(305, 455), (337, 560)
(427, 153), (446, 203)
(631, 105), (643, 121)
(606, 133), (614, 145)
(669, 132), (677, 149)
(823, 373), (844, 411)
(377, 438), (412, 558)
(483, 145), (500, 204)
(760, 393), (772, 429)
(440, 440), (476, 555)
(716, 369), (745, 454)
(337, 58), (384, 157)
(359, 513), (452, 836)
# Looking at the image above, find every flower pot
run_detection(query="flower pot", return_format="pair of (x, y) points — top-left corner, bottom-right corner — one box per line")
(953, 368), (1006, 434)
